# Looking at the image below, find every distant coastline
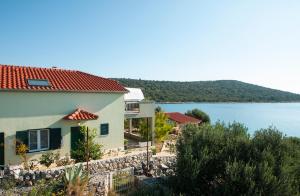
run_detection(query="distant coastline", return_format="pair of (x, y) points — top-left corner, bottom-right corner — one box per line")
(115, 78), (300, 103)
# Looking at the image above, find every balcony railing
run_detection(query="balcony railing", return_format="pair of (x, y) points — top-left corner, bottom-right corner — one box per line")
(125, 102), (140, 113)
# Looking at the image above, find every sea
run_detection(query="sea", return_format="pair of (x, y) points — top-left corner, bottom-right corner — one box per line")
(159, 103), (300, 137)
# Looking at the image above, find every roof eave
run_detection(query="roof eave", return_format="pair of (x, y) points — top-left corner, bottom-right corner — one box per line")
(0, 89), (128, 94)
(63, 118), (98, 121)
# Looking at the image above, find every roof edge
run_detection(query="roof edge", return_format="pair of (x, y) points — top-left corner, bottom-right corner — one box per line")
(0, 89), (128, 94)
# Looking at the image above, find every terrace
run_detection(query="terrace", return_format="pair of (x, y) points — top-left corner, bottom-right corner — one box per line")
(124, 88), (156, 148)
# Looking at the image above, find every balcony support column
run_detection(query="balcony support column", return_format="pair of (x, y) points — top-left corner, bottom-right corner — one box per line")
(151, 117), (155, 145)
(129, 118), (133, 134)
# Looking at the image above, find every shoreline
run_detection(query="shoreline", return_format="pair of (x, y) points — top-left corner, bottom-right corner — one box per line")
(158, 101), (300, 104)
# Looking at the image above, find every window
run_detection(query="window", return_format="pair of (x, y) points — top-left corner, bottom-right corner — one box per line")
(28, 129), (49, 152)
(125, 102), (140, 112)
(100, 124), (109, 135)
(27, 79), (50, 86)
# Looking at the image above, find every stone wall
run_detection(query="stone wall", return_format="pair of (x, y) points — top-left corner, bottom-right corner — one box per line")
(0, 151), (176, 195)
(151, 155), (176, 177)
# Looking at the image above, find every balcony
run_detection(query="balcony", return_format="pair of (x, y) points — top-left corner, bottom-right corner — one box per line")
(125, 102), (140, 114)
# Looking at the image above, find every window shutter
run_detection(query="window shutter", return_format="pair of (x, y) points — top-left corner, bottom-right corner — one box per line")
(16, 131), (28, 154)
(100, 124), (109, 135)
(49, 128), (62, 150)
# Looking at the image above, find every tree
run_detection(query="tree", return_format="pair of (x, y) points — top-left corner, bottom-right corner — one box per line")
(139, 118), (151, 141)
(173, 123), (300, 195)
(154, 112), (172, 142)
(139, 112), (172, 142)
(71, 126), (103, 163)
(124, 119), (129, 130)
(185, 108), (210, 123)
(155, 106), (162, 113)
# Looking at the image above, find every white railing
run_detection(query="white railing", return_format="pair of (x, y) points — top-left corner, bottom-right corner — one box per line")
(110, 167), (135, 193)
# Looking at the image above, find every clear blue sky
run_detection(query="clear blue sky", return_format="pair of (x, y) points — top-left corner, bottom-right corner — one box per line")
(1, 1), (300, 93)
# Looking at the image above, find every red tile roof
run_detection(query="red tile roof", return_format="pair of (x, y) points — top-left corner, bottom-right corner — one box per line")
(0, 64), (127, 93)
(166, 112), (201, 124)
(64, 109), (98, 120)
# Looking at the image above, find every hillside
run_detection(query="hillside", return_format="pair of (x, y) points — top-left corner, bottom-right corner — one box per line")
(115, 78), (300, 102)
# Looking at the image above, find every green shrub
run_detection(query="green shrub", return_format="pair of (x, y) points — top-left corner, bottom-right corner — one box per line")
(173, 123), (300, 195)
(151, 147), (157, 155)
(185, 108), (210, 123)
(56, 154), (74, 167)
(27, 178), (64, 196)
(16, 143), (29, 170)
(1, 175), (16, 191)
(124, 139), (128, 145)
(39, 152), (59, 168)
(71, 126), (103, 163)
(128, 183), (176, 196)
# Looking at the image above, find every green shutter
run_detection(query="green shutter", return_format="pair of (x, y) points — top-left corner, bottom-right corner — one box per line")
(0, 132), (4, 168)
(71, 127), (85, 158)
(50, 128), (62, 150)
(100, 124), (109, 135)
(16, 131), (29, 154)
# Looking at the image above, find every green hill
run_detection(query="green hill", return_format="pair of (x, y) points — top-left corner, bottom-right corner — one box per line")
(115, 78), (300, 102)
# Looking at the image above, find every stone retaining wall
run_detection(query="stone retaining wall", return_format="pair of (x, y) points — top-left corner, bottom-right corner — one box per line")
(0, 152), (176, 195)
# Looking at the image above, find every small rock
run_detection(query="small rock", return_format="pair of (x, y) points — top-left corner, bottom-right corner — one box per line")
(45, 173), (52, 180)
(19, 176), (24, 182)
(26, 180), (33, 186)
(54, 170), (60, 176)
(160, 163), (169, 170)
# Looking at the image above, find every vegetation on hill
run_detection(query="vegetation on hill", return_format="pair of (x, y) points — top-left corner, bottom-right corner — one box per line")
(115, 78), (300, 102)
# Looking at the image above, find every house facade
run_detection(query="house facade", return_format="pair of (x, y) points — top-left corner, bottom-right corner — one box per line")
(0, 65), (127, 166)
